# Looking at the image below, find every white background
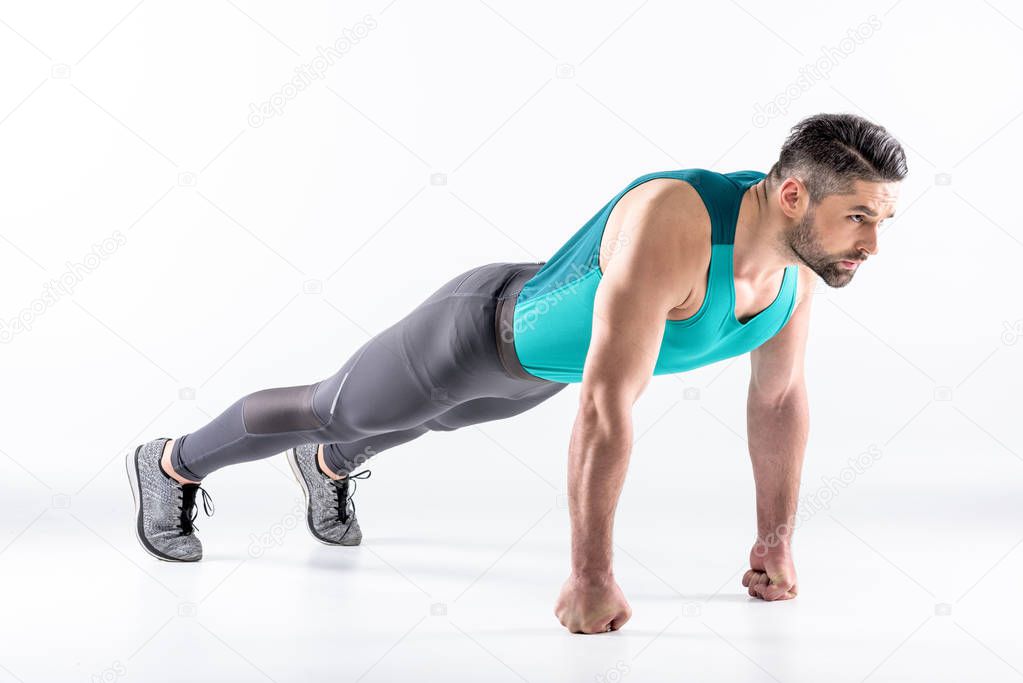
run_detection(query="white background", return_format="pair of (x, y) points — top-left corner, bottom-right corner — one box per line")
(1, 1), (1021, 681)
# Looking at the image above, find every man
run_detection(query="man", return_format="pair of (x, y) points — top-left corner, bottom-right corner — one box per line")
(126, 112), (906, 634)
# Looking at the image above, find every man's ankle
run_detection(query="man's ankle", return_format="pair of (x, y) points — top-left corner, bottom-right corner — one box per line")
(161, 439), (201, 485)
(317, 446), (348, 481)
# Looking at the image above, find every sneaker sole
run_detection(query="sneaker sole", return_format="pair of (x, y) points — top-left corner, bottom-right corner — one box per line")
(285, 448), (361, 547)
(125, 445), (200, 563)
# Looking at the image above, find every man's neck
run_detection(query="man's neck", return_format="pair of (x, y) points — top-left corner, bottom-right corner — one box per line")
(734, 179), (798, 280)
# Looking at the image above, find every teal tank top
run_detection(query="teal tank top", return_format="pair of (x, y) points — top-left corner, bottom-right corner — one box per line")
(511, 168), (799, 383)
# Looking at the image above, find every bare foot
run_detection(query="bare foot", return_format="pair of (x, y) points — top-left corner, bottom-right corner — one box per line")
(317, 445), (348, 480)
(160, 439), (201, 485)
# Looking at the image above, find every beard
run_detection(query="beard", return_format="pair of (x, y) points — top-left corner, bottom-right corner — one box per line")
(787, 203), (857, 288)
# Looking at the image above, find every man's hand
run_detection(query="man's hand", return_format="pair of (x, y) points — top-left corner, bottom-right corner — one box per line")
(742, 542), (798, 601)
(555, 574), (632, 634)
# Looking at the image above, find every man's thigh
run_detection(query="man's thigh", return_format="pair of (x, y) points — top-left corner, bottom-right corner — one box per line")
(311, 262), (563, 440)
(428, 383), (567, 431)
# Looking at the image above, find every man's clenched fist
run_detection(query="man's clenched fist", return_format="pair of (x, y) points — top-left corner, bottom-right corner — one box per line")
(742, 541), (798, 601)
(555, 573), (632, 634)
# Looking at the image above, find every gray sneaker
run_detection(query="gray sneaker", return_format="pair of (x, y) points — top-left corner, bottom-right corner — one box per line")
(286, 444), (371, 546)
(125, 437), (215, 562)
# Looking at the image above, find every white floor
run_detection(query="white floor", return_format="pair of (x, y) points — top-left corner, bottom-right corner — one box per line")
(3, 382), (1022, 683)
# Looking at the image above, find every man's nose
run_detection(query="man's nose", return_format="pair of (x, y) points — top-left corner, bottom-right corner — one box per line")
(858, 227), (879, 257)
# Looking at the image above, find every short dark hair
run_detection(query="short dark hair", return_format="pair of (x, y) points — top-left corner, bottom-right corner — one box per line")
(766, 113), (908, 202)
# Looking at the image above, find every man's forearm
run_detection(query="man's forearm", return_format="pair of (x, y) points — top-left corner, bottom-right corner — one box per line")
(746, 385), (809, 547)
(567, 399), (632, 577)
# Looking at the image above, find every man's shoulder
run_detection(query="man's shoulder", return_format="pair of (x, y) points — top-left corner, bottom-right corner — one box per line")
(615, 173), (709, 225)
(601, 173), (712, 292)
(619, 167), (765, 212)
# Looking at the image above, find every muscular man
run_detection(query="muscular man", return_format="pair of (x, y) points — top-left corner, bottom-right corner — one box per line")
(126, 112), (906, 634)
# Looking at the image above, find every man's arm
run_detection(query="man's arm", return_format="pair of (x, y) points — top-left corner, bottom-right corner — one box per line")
(742, 266), (815, 601)
(554, 180), (707, 634)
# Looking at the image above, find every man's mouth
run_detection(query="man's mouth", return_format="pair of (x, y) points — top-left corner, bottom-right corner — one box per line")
(838, 259), (862, 270)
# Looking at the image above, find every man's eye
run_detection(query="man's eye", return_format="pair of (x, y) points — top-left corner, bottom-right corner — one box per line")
(849, 215), (864, 223)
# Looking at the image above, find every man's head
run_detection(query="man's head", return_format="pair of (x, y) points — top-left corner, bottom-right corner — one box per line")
(766, 113), (908, 287)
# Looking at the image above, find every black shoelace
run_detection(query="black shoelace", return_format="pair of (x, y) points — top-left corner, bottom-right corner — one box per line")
(180, 483), (215, 536)
(331, 469), (372, 536)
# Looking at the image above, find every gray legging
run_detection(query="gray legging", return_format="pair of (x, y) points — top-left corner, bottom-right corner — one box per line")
(169, 261), (568, 480)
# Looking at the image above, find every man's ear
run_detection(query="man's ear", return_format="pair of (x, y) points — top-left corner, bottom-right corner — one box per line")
(777, 177), (808, 220)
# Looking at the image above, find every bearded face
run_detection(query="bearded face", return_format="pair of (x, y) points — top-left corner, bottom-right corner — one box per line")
(786, 202), (858, 288)
(784, 180), (899, 288)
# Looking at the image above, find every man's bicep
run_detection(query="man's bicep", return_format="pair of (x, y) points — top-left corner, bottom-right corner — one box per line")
(579, 187), (703, 406)
(579, 260), (676, 407)
(580, 297), (661, 406)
